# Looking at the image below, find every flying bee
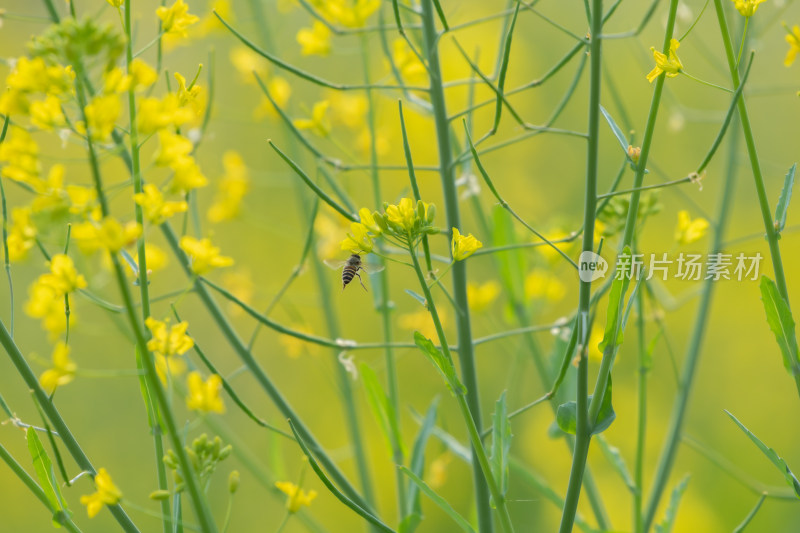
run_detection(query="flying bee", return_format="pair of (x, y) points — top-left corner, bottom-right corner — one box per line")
(324, 254), (384, 291)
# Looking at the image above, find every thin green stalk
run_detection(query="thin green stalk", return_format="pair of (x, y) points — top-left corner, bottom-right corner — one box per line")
(123, 0), (171, 529)
(641, 93), (742, 533)
(0, 115), (13, 338)
(633, 288), (647, 533)
(419, 1), (492, 530)
(558, 0), (604, 530)
(0, 320), (140, 533)
(408, 239), (514, 533)
(712, 0), (799, 397)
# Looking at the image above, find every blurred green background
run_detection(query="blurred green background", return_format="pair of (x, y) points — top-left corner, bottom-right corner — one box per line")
(1, 0), (800, 531)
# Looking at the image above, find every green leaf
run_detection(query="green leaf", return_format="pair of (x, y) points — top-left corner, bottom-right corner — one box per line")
(26, 427), (71, 527)
(490, 391), (512, 497)
(600, 105), (630, 157)
(399, 466), (476, 533)
(413, 332), (465, 396)
(405, 398), (439, 530)
(654, 475), (690, 533)
(725, 410), (800, 498)
(360, 363), (405, 460)
(556, 376), (615, 436)
(774, 163), (795, 233)
(286, 420), (395, 532)
(596, 435), (636, 493)
(759, 276), (800, 374)
(598, 246), (633, 353)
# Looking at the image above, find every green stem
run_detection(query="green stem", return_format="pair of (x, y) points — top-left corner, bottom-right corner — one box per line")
(641, 75), (742, 533)
(0, 115), (13, 339)
(558, 0), (604, 530)
(633, 289), (647, 533)
(408, 238), (514, 533)
(124, 0), (171, 529)
(419, 2), (492, 531)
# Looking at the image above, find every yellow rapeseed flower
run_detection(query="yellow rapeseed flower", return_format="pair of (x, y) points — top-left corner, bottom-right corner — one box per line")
(230, 47), (268, 83)
(5, 57), (75, 95)
(129, 59), (158, 90)
(154, 130), (193, 167)
(107, 0), (124, 7)
(197, 0), (233, 35)
(525, 270), (566, 302)
(392, 38), (427, 84)
(171, 157), (209, 193)
(646, 38), (684, 83)
(137, 94), (194, 135)
(6, 207), (37, 262)
(80, 468), (122, 518)
(25, 281), (72, 340)
(84, 94), (121, 141)
(179, 236), (234, 275)
(102, 67), (131, 94)
(325, 0), (380, 28)
(186, 371), (225, 413)
(275, 481), (317, 513)
(785, 25), (800, 66)
(451, 227), (482, 261)
(155, 352), (187, 384)
(294, 100), (331, 137)
(29, 95), (66, 131)
(731, 0), (766, 17)
(174, 71), (205, 116)
(674, 210), (709, 245)
(297, 21), (332, 56)
(145, 317), (194, 358)
(157, 0), (199, 36)
(0, 127), (42, 188)
(40, 254), (88, 295)
(385, 197), (418, 233)
(467, 281), (501, 312)
(134, 184), (188, 225)
(328, 92), (367, 129)
(340, 222), (373, 254)
(207, 151), (250, 222)
(254, 77), (292, 119)
(72, 218), (142, 254)
(39, 342), (77, 394)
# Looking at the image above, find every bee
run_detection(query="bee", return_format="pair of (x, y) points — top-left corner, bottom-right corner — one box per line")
(324, 254), (384, 291)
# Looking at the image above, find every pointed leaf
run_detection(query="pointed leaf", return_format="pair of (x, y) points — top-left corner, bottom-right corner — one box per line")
(399, 466), (476, 533)
(490, 391), (512, 497)
(597, 435), (636, 493)
(414, 332), (465, 396)
(654, 475), (690, 533)
(405, 398), (439, 528)
(725, 410), (800, 498)
(26, 427), (71, 526)
(759, 276), (800, 374)
(598, 246), (633, 353)
(360, 363), (405, 460)
(556, 376), (615, 436)
(592, 375), (616, 435)
(600, 105), (631, 156)
(774, 163), (795, 233)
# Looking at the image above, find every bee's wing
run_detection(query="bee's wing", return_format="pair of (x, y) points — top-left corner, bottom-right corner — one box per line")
(365, 264), (386, 274)
(323, 259), (346, 270)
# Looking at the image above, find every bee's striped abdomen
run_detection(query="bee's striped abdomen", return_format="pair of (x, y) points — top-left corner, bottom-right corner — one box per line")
(342, 265), (357, 289)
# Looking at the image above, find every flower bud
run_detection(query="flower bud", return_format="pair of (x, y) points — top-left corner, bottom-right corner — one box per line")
(228, 471), (240, 494)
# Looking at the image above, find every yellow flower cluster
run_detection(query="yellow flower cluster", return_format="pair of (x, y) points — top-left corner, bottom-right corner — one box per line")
(80, 468), (122, 518)
(39, 342), (77, 394)
(451, 228), (482, 261)
(207, 151), (250, 222)
(731, 0), (766, 17)
(309, 0), (380, 28)
(294, 100), (331, 137)
(26, 254), (86, 339)
(467, 281), (501, 312)
(392, 39), (428, 85)
(145, 317), (194, 358)
(340, 200), (437, 254)
(674, 210), (709, 245)
(785, 25), (800, 67)
(157, 0), (199, 37)
(0, 57), (74, 120)
(0, 127), (42, 188)
(179, 236), (234, 275)
(134, 184), (188, 225)
(186, 371), (225, 413)
(72, 217), (142, 254)
(646, 38), (684, 83)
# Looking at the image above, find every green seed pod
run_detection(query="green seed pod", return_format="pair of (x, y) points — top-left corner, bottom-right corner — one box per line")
(150, 490), (171, 501)
(228, 471), (240, 494)
(416, 200), (426, 222)
(219, 444), (233, 461)
(211, 436), (222, 458)
(373, 212), (389, 232)
(426, 204), (436, 224)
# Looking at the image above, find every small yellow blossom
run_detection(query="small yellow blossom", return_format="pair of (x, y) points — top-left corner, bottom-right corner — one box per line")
(230, 47), (268, 83)
(647, 38), (684, 83)
(451, 228), (482, 261)
(427, 452), (452, 489)
(174, 71), (205, 116)
(186, 371), (225, 413)
(145, 317), (194, 358)
(467, 281), (501, 312)
(4, 57), (75, 96)
(84, 94), (121, 141)
(325, 0), (380, 27)
(25, 282), (73, 340)
(0, 127), (41, 188)
(179, 236), (234, 275)
(399, 309), (445, 340)
(254, 77), (292, 119)
(6, 207), (37, 261)
(294, 100), (330, 137)
(328, 92), (367, 129)
(107, 0), (124, 7)
(29, 95), (66, 131)
(392, 38), (427, 84)
(30, 165), (69, 212)
(154, 130), (194, 167)
(134, 243), (169, 274)
(207, 151), (250, 222)
(39, 342), (77, 394)
(80, 468), (122, 518)
(72, 217), (142, 254)
(731, 0), (766, 17)
(157, 0), (199, 36)
(197, 0), (233, 34)
(525, 270), (566, 302)
(297, 21), (332, 56)
(385, 197), (418, 233)
(356, 126), (390, 157)
(137, 94), (194, 135)
(171, 157), (208, 193)
(785, 25), (800, 67)
(358, 207), (382, 236)
(134, 184), (188, 225)
(40, 254), (88, 295)
(102, 67), (131, 94)
(129, 59), (158, 90)
(340, 222), (373, 254)
(275, 481), (317, 513)
(675, 210), (709, 245)
(66, 185), (97, 216)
